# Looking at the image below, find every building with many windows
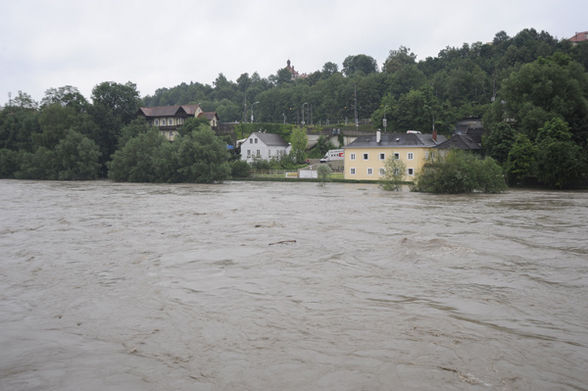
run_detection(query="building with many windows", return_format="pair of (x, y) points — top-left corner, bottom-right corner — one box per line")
(343, 131), (446, 181)
(138, 104), (219, 140)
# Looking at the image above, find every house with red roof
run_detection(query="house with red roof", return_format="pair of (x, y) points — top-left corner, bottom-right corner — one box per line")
(569, 31), (588, 43)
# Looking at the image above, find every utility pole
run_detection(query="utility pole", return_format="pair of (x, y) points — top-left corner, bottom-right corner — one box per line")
(354, 84), (358, 130)
(251, 101), (260, 123)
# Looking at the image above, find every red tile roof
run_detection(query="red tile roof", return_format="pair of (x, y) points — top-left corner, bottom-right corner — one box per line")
(569, 31), (588, 42)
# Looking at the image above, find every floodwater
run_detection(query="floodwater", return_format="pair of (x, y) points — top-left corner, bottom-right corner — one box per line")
(1, 180), (587, 391)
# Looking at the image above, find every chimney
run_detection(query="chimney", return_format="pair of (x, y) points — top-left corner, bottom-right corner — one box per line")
(376, 130), (381, 144)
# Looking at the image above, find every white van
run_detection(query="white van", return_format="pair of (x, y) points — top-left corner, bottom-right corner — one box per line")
(320, 149), (344, 163)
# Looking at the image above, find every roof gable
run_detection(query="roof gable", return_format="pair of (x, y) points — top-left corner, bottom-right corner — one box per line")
(139, 104), (201, 118)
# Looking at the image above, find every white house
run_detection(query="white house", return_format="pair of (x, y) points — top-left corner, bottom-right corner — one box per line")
(241, 132), (291, 163)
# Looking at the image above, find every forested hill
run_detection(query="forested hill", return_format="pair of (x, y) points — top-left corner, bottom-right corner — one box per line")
(142, 28), (588, 134)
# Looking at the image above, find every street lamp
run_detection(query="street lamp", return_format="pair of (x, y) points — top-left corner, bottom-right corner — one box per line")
(301, 102), (308, 126)
(251, 101), (260, 123)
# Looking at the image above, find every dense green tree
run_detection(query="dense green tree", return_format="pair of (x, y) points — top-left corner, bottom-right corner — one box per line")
(10, 91), (38, 109)
(505, 133), (537, 185)
(0, 106), (40, 151)
(91, 81), (140, 125)
(41, 86), (89, 111)
(483, 122), (516, 163)
(54, 130), (101, 180)
(118, 118), (152, 148)
(342, 54), (378, 77)
(535, 118), (584, 188)
(108, 130), (169, 182)
(289, 127), (308, 163)
(493, 53), (588, 139)
(383, 46), (417, 73)
(230, 159), (251, 178)
(0, 149), (20, 178)
(413, 150), (506, 193)
(321, 62), (339, 78)
(14, 147), (57, 180)
(172, 125), (230, 183)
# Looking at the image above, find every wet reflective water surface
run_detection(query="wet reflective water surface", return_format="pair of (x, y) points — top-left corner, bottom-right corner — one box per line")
(1, 180), (587, 390)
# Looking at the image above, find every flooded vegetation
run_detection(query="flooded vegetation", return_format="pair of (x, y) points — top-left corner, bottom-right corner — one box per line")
(1, 180), (587, 390)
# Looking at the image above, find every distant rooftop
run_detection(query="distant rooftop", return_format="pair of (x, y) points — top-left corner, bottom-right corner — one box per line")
(569, 31), (588, 42)
(344, 132), (446, 148)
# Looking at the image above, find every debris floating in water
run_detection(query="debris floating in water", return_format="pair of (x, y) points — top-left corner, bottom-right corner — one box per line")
(268, 240), (297, 246)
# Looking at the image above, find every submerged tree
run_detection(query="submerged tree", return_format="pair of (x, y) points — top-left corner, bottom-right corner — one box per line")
(413, 150), (506, 193)
(380, 155), (407, 191)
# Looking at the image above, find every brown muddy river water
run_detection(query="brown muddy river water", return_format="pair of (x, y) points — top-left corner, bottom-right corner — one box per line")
(1, 180), (587, 390)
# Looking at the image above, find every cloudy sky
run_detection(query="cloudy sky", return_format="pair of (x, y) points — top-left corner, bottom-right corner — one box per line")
(1, 0), (586, 105)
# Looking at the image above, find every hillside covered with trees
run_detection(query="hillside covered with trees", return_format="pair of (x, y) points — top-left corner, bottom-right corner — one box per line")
(1, 28), (587, 187)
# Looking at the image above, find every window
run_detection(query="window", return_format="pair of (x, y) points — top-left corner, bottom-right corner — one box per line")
(350, 153), (356, 160)
(407, 168), (414, 176)
(379, 153), (385, 160)
(250, 139), (253, 144)
(256, 150), (261, 157)
(425, 151), (429, 159)
(363, 153), (369, 160)
(350, 167), (356, 175)
(407, 152), (414, 160)
(154, 119), (159, 126)
(367, 168), (373, 175)
(254, 138), (258, 144)
(394, 152), (399, 160)
(379, 168), (385, 176)
(247, 149), (251, 157)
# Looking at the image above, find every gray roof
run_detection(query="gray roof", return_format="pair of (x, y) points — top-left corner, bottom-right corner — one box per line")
(139, 104), (200, 118)
(254, 132), (289, 147)
(435, 133), (481, 150)
(344, 132), (446, 148)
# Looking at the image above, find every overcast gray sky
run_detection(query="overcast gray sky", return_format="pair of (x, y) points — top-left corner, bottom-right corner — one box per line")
(1, 0), (586, 105)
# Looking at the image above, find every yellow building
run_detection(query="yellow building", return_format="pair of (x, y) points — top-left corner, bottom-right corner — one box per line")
(343, 131), (446, 181)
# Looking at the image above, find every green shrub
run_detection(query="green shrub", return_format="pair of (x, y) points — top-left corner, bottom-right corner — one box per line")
(231, 160), (251, 178)
(413, 150), (506, 193)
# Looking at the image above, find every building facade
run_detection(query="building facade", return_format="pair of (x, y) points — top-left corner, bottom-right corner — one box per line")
(240, 132), (291, 163)
(138, 104), (219, 140)
(343, 131), (445, 181)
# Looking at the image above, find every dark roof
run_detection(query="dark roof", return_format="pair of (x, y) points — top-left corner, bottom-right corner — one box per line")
(344, 132), (446, 148)
(139, 104), (200, 118)
(253, 132), (289, 147)
(197, 111), (219, 120)
(435, 133), (481, 150)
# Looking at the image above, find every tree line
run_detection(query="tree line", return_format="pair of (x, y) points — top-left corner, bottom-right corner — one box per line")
(1, 28), (587, 188)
